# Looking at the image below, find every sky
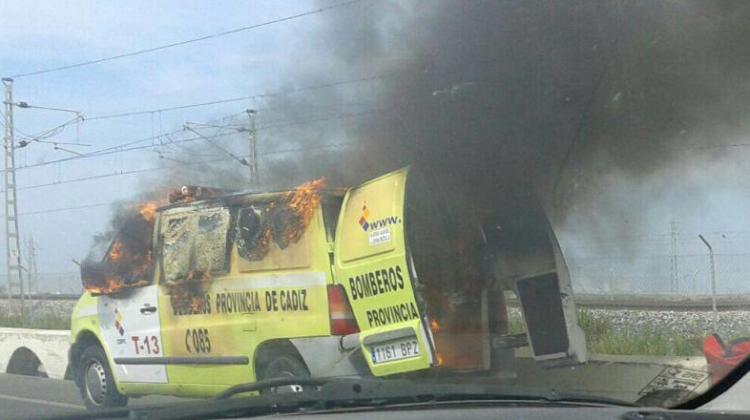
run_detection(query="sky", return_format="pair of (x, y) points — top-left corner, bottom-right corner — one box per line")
(2, 1), (750, 295)
(0, 0), (332, 291)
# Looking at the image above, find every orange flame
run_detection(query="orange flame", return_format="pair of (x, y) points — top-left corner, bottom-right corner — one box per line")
(237, 177), (326, 259)
(139, 202), (158, 223)
(429, 319), (441, 334)
(275, 178), (326, 248)
(84, 201), (160, 294)
(109, 240), (124, 263)
(287, 178), (326, 219)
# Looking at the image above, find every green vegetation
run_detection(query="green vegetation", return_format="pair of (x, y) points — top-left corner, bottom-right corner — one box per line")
(0, 313), (70, 330)
(508, 312), (527, 335)
(509, 309), (704, 356)
(577, 310), (702, 356)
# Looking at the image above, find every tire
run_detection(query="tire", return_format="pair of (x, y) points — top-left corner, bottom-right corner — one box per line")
(257, 353), (310, 394)
(77, 345), (128, 410)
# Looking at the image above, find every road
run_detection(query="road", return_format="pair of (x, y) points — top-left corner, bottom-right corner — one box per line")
(0, 373), (190, 419)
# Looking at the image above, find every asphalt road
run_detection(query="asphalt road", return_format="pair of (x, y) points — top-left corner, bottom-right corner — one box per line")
(0, 373), (191, 419)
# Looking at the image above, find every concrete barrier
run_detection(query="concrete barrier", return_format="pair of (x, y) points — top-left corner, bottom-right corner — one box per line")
(0, 328), (69, 379)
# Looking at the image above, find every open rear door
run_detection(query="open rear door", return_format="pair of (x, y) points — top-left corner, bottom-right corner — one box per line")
(333, 168), (434, 376)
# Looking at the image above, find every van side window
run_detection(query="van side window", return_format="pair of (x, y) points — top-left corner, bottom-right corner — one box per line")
(234, 203), (312, 271)
(161, 206), (231, 284)
(162, 213), (194, 284)
(194, 208), (232, 273)
(236, 206), (269, 261)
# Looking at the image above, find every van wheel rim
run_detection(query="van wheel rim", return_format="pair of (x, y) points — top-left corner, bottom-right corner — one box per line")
(84, 360), (107, 405)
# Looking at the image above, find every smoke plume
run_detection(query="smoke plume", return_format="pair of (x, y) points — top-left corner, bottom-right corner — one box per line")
(149, 2), (750, 221)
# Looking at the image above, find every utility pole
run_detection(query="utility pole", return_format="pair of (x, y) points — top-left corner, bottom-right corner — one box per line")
(246, 109), (258, 187)
(670, 220), (679, 293)
(698, 234), (718, 332)
(25, 237), (37, 295)
(2, 78), (24, 318)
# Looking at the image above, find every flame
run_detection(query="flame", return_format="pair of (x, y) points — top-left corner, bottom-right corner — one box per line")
(273, 178), (326, 248)
(83, 201), (160, 294)
(87, 178), (326, 299)
(109, 240), (124, 263)
(430, 319), (441, 334)
(85, 277), (119, 295)
(139, 202), (158, 223)
(435, 353), (444, 367)
(287, 178), (326, 224)
(237, 177), (326, 259)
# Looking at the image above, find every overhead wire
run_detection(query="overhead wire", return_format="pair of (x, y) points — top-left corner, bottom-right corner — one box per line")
(183, 125), (249, 167)
(7, 140), (360, 194)
(84, 76), (389, 121)
(9, 105), (383, 172)
(6, 0), (363, 79)
(19, 202), (116, 216)
(87, 96), (253, 121)
(9, 73), (391, 172)
(10, 112), (248, 172)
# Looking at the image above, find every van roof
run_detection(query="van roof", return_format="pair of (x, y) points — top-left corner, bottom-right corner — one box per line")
(158, 187), (347, 213)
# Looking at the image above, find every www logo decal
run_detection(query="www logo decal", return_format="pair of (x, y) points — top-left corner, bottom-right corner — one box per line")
(358, 203), (400, 232)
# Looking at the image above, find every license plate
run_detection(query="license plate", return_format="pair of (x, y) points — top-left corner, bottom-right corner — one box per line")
(370, 338), (420, 364)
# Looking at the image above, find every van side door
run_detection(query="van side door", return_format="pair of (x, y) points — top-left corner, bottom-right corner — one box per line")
(333, 167), (434, 376)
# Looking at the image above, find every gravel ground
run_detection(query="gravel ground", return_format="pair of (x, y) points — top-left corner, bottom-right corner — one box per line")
(584, 308), (750, 338)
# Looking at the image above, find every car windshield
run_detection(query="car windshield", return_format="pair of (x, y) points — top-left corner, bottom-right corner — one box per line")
(1, 1), (750, 418)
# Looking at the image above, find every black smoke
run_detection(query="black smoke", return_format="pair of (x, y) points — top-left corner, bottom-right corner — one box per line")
(157, 2), (750, 217)
(127, 0), (750, 289)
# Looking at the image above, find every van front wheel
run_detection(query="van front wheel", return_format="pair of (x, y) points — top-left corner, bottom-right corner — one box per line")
(77, 345), (128, 410)
(257, 354), (310, 394)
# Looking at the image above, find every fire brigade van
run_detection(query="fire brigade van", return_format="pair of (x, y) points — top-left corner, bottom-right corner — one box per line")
(69, 167), (586, 409)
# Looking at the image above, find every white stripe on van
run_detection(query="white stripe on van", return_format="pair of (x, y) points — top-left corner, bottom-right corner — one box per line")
(212, 272), (327, 290)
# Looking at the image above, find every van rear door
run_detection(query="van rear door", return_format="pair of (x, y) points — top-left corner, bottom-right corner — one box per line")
(333, 167), (434, 376)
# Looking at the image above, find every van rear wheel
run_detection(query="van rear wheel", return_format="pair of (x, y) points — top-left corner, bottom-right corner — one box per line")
(77, 345), (128, 410)
(257, 354), (310, 394)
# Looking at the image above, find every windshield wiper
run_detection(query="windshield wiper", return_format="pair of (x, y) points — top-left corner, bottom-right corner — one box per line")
(115, 378), (636, 420)
(215, 376), (341, 399)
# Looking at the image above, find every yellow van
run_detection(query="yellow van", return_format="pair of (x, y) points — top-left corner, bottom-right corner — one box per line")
(69, 167), (585, 409)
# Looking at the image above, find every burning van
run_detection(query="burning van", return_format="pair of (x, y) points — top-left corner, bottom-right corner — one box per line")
(68, 166), (586, 409)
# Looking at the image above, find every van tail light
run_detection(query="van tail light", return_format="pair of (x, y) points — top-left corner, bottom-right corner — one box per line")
(328, 285), (359, 336)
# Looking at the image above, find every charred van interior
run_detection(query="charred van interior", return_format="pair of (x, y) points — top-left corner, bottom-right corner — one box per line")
(405, 167), (585, 371)
(80, 203), (158, 295)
